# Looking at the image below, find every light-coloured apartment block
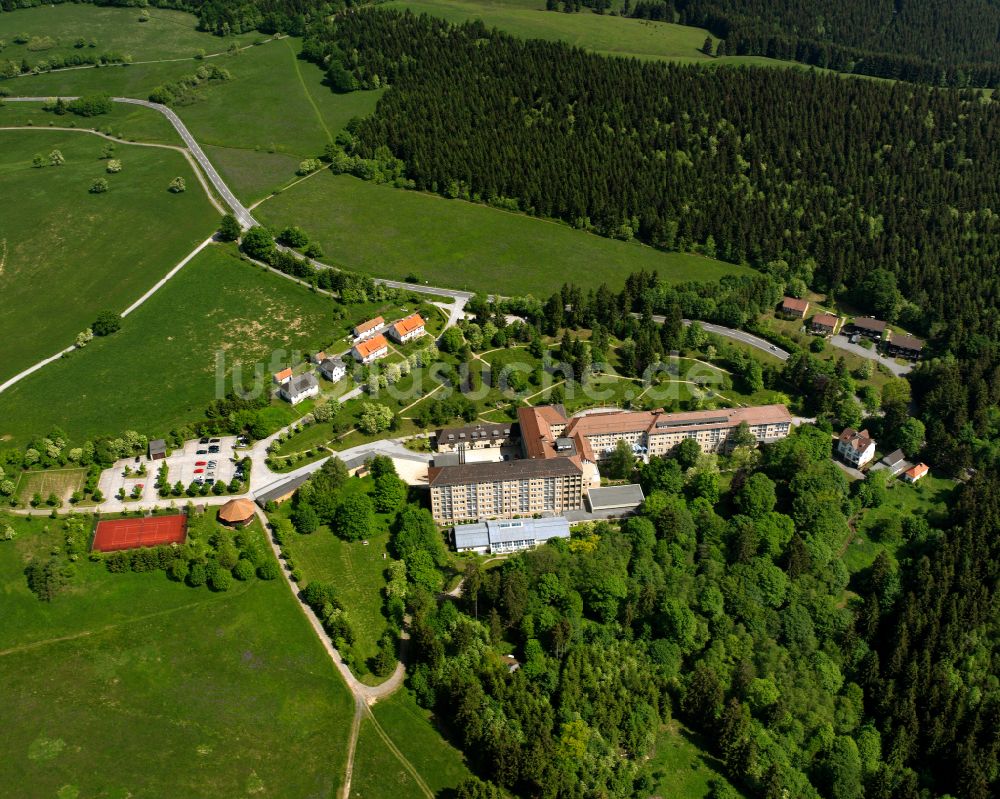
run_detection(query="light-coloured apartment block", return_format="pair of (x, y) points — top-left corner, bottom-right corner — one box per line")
(428, 458), (584, 525)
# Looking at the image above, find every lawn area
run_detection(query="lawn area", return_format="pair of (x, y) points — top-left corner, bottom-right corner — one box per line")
(0, 128), (218, 384)
(272, 477), (396, 680)
(637, 721), (746, 798)
(257, 171), (751, 295)
(0, 5), (257, 69)
(370, 689), (473, 795)
(0, 510), (353, 798)
(0, 245), (336, 446)
(14, 468), (87, 505)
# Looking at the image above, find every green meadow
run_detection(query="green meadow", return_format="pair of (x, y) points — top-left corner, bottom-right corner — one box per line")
(257, 171), (751, 296)
(0, 100), (183, 145)
(0, 128), (217, 384)
(7, 19), (383, 199)
(272, 476), (397, 681)
(0, 510), (353, 798)
(0, 246), (335, 445)
(0, 4), (257, 67)
(370, 689), (473, 794)
(389, 0), (712, 62)
(638, 722), (746, 798)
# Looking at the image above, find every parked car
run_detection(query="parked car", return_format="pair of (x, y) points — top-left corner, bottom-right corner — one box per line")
(207, 461), (217, 468)
(208, 446), (220, 453)
(209, 438), (221, 444)
(193, 468), (204, 474)
(195, 461), (207, 466)
(199, 437), (210, 444)
(194, 477), (204, 484)
(196, 449), (208, 455)
(205, 479), (215, 486)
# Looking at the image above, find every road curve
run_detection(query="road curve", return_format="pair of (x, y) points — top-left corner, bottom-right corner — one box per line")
(644, 312), (791, 362)
(6, 96), (256, 228)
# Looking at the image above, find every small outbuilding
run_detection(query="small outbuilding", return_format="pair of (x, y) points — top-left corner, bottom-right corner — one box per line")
(903, 463), (929, 484)
(148, 439), (168, 461)
(217, 498), (256, 527)
(587, 484), (646, 514)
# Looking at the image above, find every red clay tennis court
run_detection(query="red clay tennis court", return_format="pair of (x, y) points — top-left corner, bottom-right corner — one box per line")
(92, 515), (188, 552)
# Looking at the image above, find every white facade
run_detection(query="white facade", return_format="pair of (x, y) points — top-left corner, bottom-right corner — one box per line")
(319, 358), (347, 383)
(838, 434), (875, 468)
(281, 374), (320, 406)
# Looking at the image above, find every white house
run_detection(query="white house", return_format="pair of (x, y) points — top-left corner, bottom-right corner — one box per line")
(353, 316), (384, 342)
(837, 427), (876, 468)
(319, 357), (347, 383)
(352, 333), (389, 364)
(280, 373), (320, 405)
(388, 313), (426, 344)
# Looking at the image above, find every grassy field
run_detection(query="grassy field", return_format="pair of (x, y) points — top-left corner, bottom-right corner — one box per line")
(0, 5), (258, 68)
(389, 0), (712, 62)
(273, 477), (396, 679)
(0, 510), (353, 798)
(14, 468), (87, 504)
(352, 715), (429, 799)
(257, 172), (751, 296)
(387, 0), (821, 70)
(0, 100), (183, 145)
(370, 689), (473, 794)
(0, 245), (336, 446)
(638, 722), (746, 798)
(7, 21), (384, 198)
(0, 129), (218, 384)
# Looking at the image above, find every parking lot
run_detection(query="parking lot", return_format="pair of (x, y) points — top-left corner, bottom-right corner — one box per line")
(160, 435), (241, 489)
(98, 435), (243, 503)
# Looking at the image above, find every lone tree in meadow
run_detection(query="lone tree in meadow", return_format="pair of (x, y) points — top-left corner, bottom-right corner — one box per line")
(168, 176), (186, 193)
(702, 36), (714, 55)
(92, 310), (122, 336)
(106, 159), (122, 174)
(49, 149), (65, 167)
(89, 177), (109, 194)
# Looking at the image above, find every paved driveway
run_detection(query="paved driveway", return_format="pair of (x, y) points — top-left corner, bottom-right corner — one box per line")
(831, 335), (913, 376)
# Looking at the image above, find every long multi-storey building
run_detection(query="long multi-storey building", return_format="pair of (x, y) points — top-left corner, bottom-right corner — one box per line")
(428, 457), (584, 525)
(518, 403), (792, 463)
(563, 404), (793, 459)
(427, 403), (792, 524)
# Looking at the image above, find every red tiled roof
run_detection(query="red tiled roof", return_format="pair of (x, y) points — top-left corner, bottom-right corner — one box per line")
(839, 427), (874, 452)
(812, 313), (839, 329)
(274, 367), (293, 382)
(393, 313), (425, 337)
(517, 404), (569, 459)
(782, 297), (809, 312)
(354, 316), (384, 335)
(354, 333), (388, 359)
(905, 463), (928, 480)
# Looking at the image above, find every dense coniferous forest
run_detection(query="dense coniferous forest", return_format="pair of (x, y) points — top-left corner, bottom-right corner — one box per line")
(311, 11), (1000, 351)
(572, 0), (1000, 86)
